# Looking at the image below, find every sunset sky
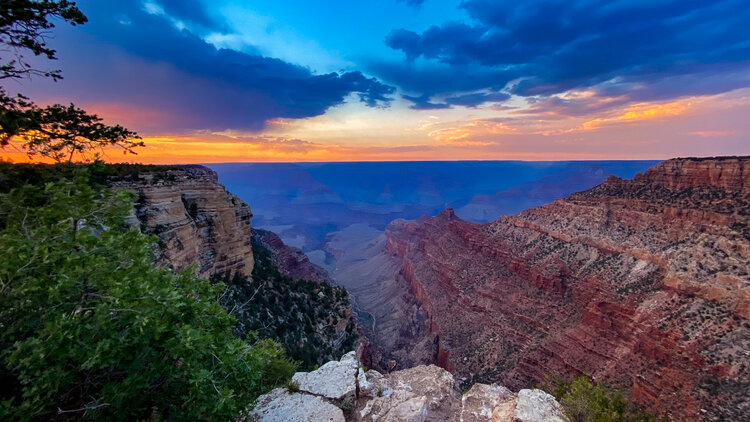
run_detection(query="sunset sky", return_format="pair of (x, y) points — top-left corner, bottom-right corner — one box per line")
(4, 0), (750, 163)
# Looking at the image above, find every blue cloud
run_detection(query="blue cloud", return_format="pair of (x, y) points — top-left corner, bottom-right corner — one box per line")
(153, 0), (227, 30)
(402, 94), (450, 109)
(397, 0), (427, 7)
(21, 0), (394, 132)
(445, 92), (510, 107)
(402, 90), (510, 109)
(383, 0), (750, 103)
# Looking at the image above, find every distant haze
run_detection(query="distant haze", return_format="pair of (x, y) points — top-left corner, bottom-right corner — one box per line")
(209, 160), (658, 270)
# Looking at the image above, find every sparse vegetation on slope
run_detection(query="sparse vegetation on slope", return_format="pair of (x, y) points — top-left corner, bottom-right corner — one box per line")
(213, 244), (358, 371)
(0, 160), (186, 193)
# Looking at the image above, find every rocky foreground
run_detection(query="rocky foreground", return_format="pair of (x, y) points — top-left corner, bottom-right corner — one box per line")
(247, 352), (567, 422)
(357, 157), (750, 421)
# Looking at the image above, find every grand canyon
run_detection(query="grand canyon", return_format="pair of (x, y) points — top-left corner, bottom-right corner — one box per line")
(124, 156), (750, 420)
(3, 1), (750, 420)
(129, 156), (750, 420)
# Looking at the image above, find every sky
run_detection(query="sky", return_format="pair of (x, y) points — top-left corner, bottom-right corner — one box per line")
(3, 0), (750, 163)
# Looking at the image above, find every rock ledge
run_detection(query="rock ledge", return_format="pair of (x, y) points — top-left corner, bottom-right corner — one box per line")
(248, 351), (567, 421)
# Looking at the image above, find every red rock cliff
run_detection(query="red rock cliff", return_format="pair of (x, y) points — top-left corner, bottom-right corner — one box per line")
(375, 156), (750, 421)
(251, 228), (331, 283)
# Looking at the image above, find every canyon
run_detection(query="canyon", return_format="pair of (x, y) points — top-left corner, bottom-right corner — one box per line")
(106, 158), (750, 420)
(107, 165), (356, 369)
(350, 157), (749, 421)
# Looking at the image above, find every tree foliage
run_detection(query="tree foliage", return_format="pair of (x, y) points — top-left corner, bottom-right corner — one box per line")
(1, 98), (143, 162)
(0, 0), (86, 81)
(0, 172), (296, 421)
(0, 1), (142, 162)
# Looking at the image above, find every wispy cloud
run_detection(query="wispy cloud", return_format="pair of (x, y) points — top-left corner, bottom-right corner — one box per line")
(576, 100), (692, 132)
(424, 119), (516, 145)
(689, 130), (737, 138)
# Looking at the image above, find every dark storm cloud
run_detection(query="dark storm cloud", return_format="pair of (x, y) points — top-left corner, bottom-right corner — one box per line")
(24, 0), (394, 132)
(368, 59), (516, 99)
(382, 0), (750, 105)
(402, 94), (450, 109)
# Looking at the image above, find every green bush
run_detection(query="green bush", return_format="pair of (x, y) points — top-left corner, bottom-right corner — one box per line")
(541, 376), (667, 422)
(0, 171), (296, 421)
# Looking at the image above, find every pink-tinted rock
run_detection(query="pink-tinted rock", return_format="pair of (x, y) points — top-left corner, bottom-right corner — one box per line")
(252, 228), (331, 283)
(364, 156), (750, 421)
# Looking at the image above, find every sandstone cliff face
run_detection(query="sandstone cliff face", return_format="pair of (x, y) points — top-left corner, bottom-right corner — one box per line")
(251, 228), (331, 283)
(248, 351), (567, 422)
(109, 166), (254, 277)
(363, 156), (750, 421)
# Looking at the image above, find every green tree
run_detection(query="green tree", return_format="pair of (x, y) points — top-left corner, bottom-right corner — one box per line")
(13, 102), (141, 162)
(0, 1), (143, 162)
(0, 173), (296, 421)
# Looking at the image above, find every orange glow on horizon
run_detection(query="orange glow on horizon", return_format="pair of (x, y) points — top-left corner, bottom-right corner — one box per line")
(2, 134), (681, 164)
(3, 89), (748, 164)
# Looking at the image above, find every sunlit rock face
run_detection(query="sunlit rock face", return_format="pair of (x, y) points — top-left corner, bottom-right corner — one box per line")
(361, 156), (750, 421)
(110, 165), (255, 278)
(249, 351), (567, 422)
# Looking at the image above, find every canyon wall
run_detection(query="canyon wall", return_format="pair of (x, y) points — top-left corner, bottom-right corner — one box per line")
(251, 228), (331, 283)
(362, 156), (750, 421)
(109, 165), (255, 278)
(110, 165), (356, 368)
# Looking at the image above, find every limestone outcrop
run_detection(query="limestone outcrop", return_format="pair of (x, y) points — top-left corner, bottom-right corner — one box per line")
(292, 352), (359, 401)
(248, 352), (568, 422)
(109, 165), (255, 277)
(358, 156), (750, 421)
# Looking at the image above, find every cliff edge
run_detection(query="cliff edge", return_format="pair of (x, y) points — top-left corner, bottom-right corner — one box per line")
(247, 351), (567, 422)
(109, 165), (255, 277)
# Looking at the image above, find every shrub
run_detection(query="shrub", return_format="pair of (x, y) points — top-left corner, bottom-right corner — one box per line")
(540, 376), (668, 422)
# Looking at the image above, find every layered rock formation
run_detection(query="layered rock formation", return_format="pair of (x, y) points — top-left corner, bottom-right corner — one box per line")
(109, 166), (255, 277)
(360, 156), (750, 421)
(247, 351), (567, 422)
(252, 228), (331, 283)
(108, 165), (358, 369)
